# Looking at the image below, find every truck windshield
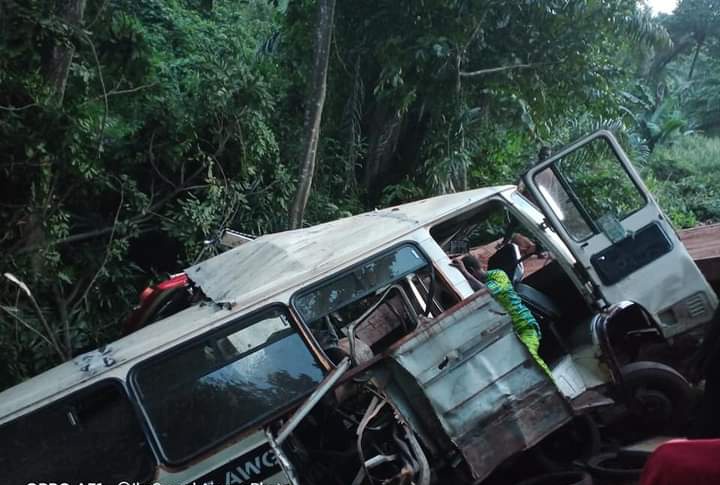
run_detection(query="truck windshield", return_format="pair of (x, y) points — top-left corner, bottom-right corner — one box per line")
(0, 381), (156, 484)
(132, 306), (324, 464)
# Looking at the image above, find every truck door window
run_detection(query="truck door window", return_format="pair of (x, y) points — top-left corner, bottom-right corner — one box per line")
(533, 169), (594, 241)
(131, 306), (324, 464)
(0, 380), (155, 484)
(533, 137), (646, 241)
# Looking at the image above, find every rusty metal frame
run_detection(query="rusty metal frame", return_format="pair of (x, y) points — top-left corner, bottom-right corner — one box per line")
(388, 290), (573, 482)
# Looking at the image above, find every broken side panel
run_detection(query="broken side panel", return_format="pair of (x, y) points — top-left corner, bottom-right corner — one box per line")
(389, 291), (572, 482)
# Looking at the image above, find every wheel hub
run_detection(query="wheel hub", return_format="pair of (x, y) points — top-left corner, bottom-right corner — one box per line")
(634, 387), (673, 421)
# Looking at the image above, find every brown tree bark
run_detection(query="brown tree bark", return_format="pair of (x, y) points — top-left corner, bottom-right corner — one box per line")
(288, 0), (336, 229)
(45, 0), (87, 107)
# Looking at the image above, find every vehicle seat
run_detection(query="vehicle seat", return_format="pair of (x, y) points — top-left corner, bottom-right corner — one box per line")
(516, 283), (563, 322)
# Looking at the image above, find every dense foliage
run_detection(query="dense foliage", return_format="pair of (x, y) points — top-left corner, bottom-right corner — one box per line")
(0, 0), (718, 388)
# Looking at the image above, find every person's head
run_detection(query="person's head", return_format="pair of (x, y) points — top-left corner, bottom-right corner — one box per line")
(462, 254), (488, 282)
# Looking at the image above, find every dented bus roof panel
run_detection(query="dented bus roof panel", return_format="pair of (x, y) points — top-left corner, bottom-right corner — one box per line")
(186, 186), (512, 306)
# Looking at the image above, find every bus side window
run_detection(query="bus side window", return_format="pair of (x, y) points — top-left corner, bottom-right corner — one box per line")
(0, 381), (156, 484)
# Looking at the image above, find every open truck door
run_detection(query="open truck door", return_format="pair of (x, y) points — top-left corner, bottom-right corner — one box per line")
(524, 130), (717, 338)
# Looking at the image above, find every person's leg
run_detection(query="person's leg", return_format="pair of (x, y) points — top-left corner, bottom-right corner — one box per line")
(517, 327), (553, 378)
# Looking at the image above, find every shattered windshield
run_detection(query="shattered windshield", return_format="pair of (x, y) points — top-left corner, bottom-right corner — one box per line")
(132, 306), (324, 463)
(293, 244), (429, 324)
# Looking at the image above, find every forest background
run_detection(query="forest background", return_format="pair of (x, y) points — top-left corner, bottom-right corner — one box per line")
(0, 0), (718, 389)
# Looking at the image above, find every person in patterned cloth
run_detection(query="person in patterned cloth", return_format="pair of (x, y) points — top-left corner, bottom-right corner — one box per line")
(452, 254), (552, 377)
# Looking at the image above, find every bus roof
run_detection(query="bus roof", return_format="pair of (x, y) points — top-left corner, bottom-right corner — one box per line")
(187, 185), (513, 306)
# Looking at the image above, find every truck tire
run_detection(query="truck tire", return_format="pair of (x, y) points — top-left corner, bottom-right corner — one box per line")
(620, 361), (693, 432)
(585, 451), (646, 480)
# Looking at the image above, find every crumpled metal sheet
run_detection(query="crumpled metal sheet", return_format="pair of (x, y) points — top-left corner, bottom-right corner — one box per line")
(390, 292), (571, 482)
(73, 345), (116, 375)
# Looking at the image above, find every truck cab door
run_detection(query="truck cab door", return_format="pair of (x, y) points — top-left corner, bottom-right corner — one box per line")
(523, 130), (717, 337)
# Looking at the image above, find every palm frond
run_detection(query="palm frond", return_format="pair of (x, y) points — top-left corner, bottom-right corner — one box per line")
(620, 9), (673, 50)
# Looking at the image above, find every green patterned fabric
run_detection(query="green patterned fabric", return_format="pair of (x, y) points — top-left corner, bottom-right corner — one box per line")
(486, 269), (553, 377)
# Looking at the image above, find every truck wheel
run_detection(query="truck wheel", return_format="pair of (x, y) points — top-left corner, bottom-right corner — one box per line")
(585, 451), (646, 479)
(619, 361), (692, 432)
(515, 470), (593, 485)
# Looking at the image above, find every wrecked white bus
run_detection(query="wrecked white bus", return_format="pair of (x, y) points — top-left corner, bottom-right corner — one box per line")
(1, 130), (716, 485)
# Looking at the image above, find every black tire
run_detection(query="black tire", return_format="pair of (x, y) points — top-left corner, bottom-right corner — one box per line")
(619, 361), (693, 432)
(585, 451), (646, 479)
(515, 470), (593, 485)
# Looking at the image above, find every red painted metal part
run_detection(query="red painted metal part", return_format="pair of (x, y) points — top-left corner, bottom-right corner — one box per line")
(154, 273), (189, 292)
(123, 273), (190, 334)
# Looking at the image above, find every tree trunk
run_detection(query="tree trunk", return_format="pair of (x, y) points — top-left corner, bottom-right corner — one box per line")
(45, 0), (87, 107)
(688, 39), (703, 81)
(648, 33), (693, 79)
(364, 105), (402, 195)
(288, 0), (336, 229)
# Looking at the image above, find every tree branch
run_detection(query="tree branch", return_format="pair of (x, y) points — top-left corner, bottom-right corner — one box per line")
(12, 163), (209, 255)
(3, 273), (68, 361)
(148, 130), (176, 188)
(459, 62), (550, 77)
(86, 0), (109, 29)
(288, 0), (336, 229)
(0, 305), (64, 360)
(53, 282), (71, 355)
(0, 103), (37, 112)
(44, 0), (87, 107)
(80, 31), (108, 159)
(107, 82), (157, 97)
(83, 82), (157, 103)
(69, 188), (124, 318)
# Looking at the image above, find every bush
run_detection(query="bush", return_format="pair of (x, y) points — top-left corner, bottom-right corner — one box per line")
(643, 135), (720, 227)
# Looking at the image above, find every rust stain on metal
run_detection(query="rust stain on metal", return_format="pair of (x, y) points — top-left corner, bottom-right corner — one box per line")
(457, 384), (571, 482)
(680, 223), (720, 261)
(389, 292), (571, 482)
(679, 223), (720, 283)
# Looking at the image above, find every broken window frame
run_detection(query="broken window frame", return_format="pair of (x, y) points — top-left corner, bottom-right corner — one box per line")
(290, 242), (434, 356)
(128, 304), (327, 466)
(530, 136), (649, 243)
(430, 198), (521, 255)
